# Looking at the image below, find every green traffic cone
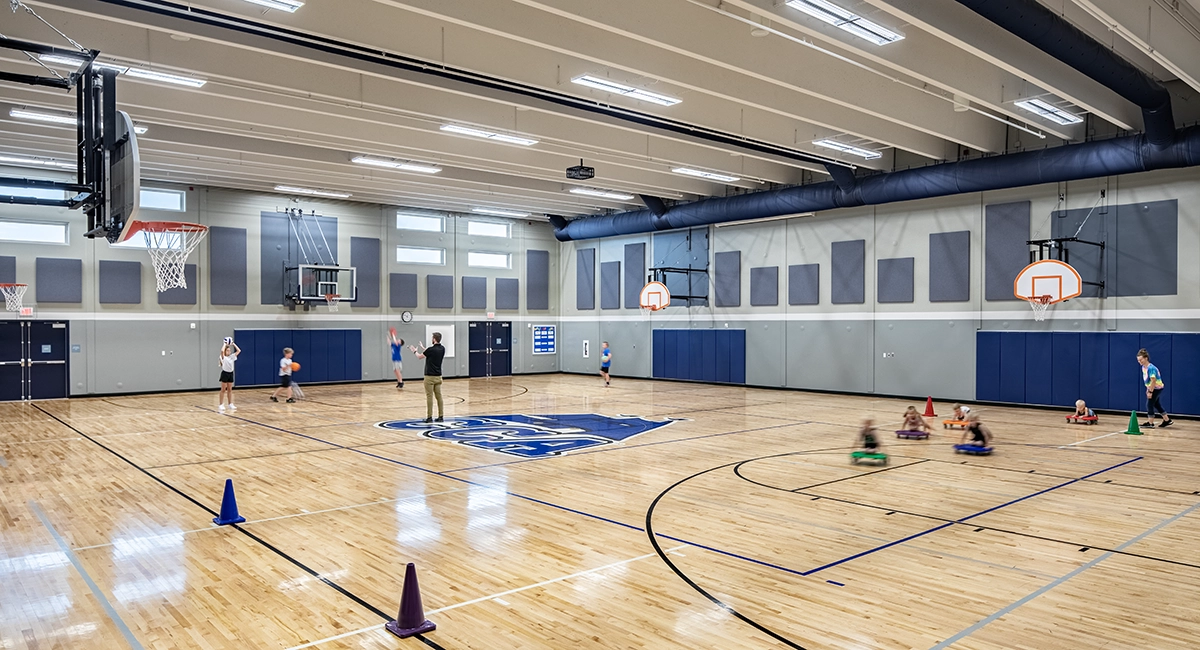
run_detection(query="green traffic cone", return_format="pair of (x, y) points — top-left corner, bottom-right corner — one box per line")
(1123, 410), (1143, 436)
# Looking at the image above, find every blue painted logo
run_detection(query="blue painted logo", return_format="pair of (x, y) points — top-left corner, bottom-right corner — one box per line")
(375, 414), (677, 458)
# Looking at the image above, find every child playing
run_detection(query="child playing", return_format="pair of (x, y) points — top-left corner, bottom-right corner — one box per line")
(1074, 399), (1095, 418)
(217, 337), (240, 413)
(270, 347), (295, 403)
(900, 406), (932, 433)
(1137, 349), (1173, 428)
(952, 403), (971, 421)
(389, 329), (405, 389)
(600, 342), (612, 387)
(960, 413), (992, 448)
(857, 417), (882, 453)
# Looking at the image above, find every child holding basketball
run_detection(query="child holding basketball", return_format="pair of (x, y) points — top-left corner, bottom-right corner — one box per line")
(900, 406), (931, 433)
(270, 347), (295, 403)
(1074, 399), (1095, 418)
(857, 417), (882, 453)
(389, 329), (405, 389)
(217, 337), (240, 413)
(600, 342), (612, 387)
(960, 413), (992, 448)
(1137, 349), (1173, 428)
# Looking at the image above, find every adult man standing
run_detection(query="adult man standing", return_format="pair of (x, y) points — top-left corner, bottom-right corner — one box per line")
(412, 333), (446, 423)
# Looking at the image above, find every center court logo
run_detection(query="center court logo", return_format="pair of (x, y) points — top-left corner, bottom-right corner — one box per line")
(375, 414), (678, 458)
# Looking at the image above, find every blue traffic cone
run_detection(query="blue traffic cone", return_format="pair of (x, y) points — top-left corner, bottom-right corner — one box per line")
(213, 478), (246, 525)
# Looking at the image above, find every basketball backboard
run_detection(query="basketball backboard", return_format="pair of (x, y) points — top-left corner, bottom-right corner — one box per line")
(1014, 259), (1082, 303)
(288, 264), (357, 304)
(109, 110), (142, 243)
(639, 281), (671, 310)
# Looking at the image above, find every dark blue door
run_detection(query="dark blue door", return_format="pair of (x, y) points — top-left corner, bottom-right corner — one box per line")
(468, 322), (488, 378)
(0, 321), (22, 401)
(27, 321), (69, 400)
(490, 322), (512, 377)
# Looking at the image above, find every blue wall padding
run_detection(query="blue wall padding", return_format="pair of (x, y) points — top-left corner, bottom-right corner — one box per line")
(1024, 332), (1052, 404)
(1050, 333), (1080, 407)
(652, 329), (745, 384)
(978, 331), (1200, 415)
(233, 329), (363, 386)
(975, 332), (1001, 401)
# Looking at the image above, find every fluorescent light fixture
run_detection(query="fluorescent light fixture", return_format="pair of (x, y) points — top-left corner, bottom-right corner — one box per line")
(241, 0), (304, 11)
(671, 167), (741, 183)
(39, 54), (129, 73)
(570, 75), (681, 106)
(569, 187), (635, 200)
(351, 155), (441, 174)
(9, 108), (76, 126)
(1014, 98), (1084, 125)
(274, 185), (352, 198)
(472, 207), (530, 218)
(714, 212), (815, 227)
(812, 139), (883, 160)
(784, 0), (904, 46)
(0, 154), (76, 170)
(124, 67), (207, 88)
(133, 125), (149, 135)
(439, 124), (538, 146)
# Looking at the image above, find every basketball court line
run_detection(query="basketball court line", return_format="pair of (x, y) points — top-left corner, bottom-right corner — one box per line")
(29, 501), (145, 650)
(282, 544), (690, 650)
(1058, 430), (1124, 447)
(908, 455), (1197, 496)
(930, 500), (1200, 649)
(141, 436), (432, 470)
(0, 455), (6, 467)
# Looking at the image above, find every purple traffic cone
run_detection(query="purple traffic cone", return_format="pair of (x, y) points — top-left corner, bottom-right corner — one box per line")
(385, 563), (436, 638)
(212, 478), (246, 525)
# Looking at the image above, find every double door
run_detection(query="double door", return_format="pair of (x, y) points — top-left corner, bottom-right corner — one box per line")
(468, 321), (512, 378)
(0, 320), (70, 401)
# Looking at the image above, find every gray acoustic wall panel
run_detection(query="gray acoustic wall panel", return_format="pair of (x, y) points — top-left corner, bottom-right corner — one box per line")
(350, 237), (381, 308)
(390, 273), (418, 308)
(427, 274), (454, 309)
(623, 243), (645, 309)
(929, 231), (971, 302)
(576, 248), (596, 310)
(462, 276), (487, 310)
(877, 257), (915, 303)
(788, 264), (819, 305)
(1116, 199), (1177, 296)
(600, 261), (621, 310)
(496, 278), (519, 310)
(260, 212), (338, 305)
(209, 226), (247, 305)
(0, 256), (14, 284)
(99, 260), (142, 304)
(831, 240), (866, 304)
(158, 265), (197, 305)
(984, 201), (1030, 301)
(713, 251), (741, 307)
(526, 249), (549, 310)
(750, 266), (779, 306)
(36, 258), (82, 303)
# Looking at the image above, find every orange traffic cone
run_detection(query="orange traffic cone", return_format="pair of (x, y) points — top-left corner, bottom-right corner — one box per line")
(923, 396), (937, 418)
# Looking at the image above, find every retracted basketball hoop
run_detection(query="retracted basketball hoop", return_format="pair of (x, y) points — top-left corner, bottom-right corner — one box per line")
(639, 281), (671, 317)
(1014, 259), (1082, 321)
(124, 221), (208, 292)
(0, 283), (27, 312)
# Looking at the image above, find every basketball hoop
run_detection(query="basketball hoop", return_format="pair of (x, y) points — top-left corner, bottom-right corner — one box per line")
(125, 221), (208, 292)
(325, 294), (340, 312)
(1026, 294), (1053, 321)
(0, 283), (27, 312)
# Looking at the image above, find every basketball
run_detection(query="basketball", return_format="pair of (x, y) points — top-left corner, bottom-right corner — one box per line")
(291, 362), (301, 372)
(389, 327), (397, 337)
(602, 353), (611, 363)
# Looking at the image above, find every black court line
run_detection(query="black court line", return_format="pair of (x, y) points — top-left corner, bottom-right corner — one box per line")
(460, 383), (530, 404)
(731, 452), (1200, 572)
(911, 454), (1200, 496)
(31, 404), (446, 650)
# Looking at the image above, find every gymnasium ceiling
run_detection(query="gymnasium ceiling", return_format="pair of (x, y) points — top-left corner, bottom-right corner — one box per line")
(1, 0), (1199, 219)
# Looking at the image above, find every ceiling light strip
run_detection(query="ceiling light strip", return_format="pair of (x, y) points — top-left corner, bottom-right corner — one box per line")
(0, 154), (77, 170)
(440, 124), (538, 146)
(571, 75), (681, 106)
(351, 155), (441, 174)
(569, 187), (636, 200)
(784, 0), (904, 45)
(671, 167), (741, 182)
(274, 185), (352, 198)
(472, 207), (531, 218)
(1014, 99), (1084, 125)
(812, 139), (883, 160)
(241, 0), (304, 12)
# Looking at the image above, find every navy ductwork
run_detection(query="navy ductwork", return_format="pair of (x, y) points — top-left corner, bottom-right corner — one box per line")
(554, 127), (1200, 240)
(955, 0), (1176, 148)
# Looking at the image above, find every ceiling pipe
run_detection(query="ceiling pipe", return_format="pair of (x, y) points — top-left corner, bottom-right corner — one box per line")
(954, 0), (1176, 148)
(552, 2), (1189, 241)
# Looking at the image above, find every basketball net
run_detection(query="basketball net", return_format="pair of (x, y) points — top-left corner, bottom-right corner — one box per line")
(1026, 294), (1052, 321)
(138, 222), (208, 292)
(325, 294), (340, 312)
(0, 284), (27, 312)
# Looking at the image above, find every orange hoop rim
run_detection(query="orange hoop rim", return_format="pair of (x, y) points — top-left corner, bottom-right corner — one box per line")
(1022, 294), (1053, 305)
(324, 294), (341, 300)
(0, 283), (27, 288)
(124, 220), (209, 237)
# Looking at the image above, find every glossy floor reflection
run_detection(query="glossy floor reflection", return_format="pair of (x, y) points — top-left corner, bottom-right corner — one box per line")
(2, 376), (1198, 649)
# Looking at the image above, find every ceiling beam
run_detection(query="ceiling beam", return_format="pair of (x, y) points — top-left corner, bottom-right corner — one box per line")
(1069, 0), (1200, 93)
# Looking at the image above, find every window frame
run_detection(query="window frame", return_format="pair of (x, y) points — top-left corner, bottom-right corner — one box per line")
(0, 217), (69, 245)
(396, 245), (446, 266)
(396, 212), (445, 233)
(467, 251), (512, 269)
(467, 220), (511, 238)
(139, 187), (186, 212)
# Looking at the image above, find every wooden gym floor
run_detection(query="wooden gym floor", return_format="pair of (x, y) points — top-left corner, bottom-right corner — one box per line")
(2, 374), (1198, 649)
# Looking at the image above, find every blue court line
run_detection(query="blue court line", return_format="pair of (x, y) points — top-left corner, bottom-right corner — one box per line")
(799, 456), (1142, 576)
(442, 421), (805, 474)
(929, 498), (1200, 650)
(29, 501), (145, 650)
(0, 454), (7, 467)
